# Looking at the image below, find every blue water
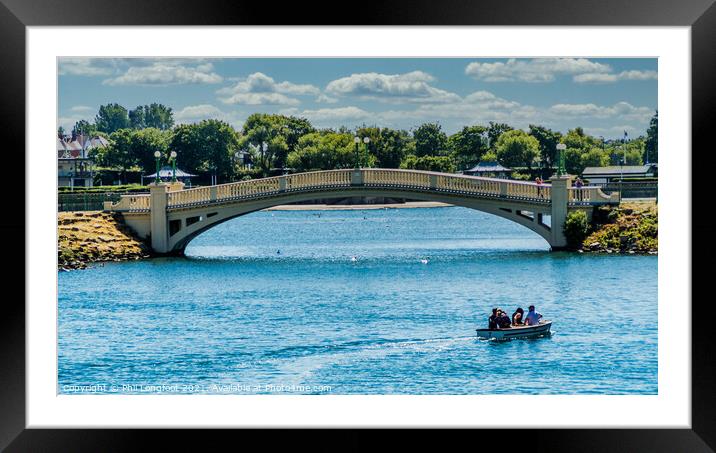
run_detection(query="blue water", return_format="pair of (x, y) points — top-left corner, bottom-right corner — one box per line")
(58, 207), (657, 395)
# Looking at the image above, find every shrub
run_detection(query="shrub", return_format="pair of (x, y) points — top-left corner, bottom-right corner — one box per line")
(563, 210), (590, 249)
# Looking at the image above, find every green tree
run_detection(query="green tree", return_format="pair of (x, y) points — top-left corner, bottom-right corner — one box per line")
(580, 147), (610, 169)
(528, 125), (562, 169)
(565, 147), (585, 175)
(400, 155), (456, 173)
(72, 119), (97, 137)
(170, 120), (240, 181)
(356, 126), (413, 168)
(57, 126), (65, 138)
(487, 122), (513, 150)
(609, 139), (644, 166)
(562, 127), (596, 151)
(144, 103), (174, 130)
(287, 131), (372, 172)
(448, 125), (488, 170)
(644, 111), (658, 163)
(131, 128), (172, 172)
(564, 210), (590, 249)
(95, 103), (130, 134)
(128, 106), (146, 129)
(241, 113), (316, 172)
(91, 128), (137, 182)
(413, 123), (448, 157)
(495, 130), (540, 168)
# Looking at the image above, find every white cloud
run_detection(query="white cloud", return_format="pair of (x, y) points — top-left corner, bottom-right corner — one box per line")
(69, 105), (94, 113)
(325, 71), (460, 104)
(103, 62), (223, 86)
(216, 72), (319, 105)
(574, 70), (657, 83)
(175, 104), (228, 123)
(59, 58), (115, 76)
(174, 104), (246, 130)
(549, 101), (653, 122)
(465, 58), (612, 83)
(316, 94), (339, 104)
(279, 106), (371, 125)
(220, 92), (300, 106)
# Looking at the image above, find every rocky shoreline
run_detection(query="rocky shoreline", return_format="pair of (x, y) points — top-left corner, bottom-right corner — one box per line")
(578, 201), (658, 255)
(58, 211), (152, 271)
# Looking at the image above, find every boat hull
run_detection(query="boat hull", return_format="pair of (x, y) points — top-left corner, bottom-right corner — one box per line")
(476, 321), (552, 340)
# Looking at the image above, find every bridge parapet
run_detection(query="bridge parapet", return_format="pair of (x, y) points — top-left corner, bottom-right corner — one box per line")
(568, 186), (620, 205)
(108, 168), (563, 213)
(103, 194), (150, 212)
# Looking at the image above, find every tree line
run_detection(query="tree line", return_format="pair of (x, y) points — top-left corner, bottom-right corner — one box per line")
(59, 103), (658, 183)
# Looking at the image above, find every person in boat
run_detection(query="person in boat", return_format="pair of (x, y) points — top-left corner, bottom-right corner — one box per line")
(488, 308), (499, 330)
(524, 305), (543, 326)
(512, 307), (525, 326)
(496, 309), (512, 329)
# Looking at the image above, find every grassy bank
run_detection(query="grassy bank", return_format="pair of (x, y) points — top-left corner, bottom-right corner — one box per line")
(577, 200), (658, 254)
(58, 211), (152, 270)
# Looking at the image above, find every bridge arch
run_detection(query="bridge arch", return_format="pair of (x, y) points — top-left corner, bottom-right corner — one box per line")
(108, 168), (619, 254)
(169, 188), (554, 253)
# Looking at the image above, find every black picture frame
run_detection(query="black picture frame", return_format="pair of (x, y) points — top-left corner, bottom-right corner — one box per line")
(2, 0), (714, 450)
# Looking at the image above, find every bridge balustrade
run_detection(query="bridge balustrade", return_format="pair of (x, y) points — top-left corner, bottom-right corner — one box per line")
(167, 186), (212, 207)
(104, 194), (151, 212)
(435, 175), (501, 196)
(286, 170), (352, 191)
(568, 186), (620, 205)
(115, 169), (569, 213)
(217, 176), (282, 200)
(363, 169), (431, 188)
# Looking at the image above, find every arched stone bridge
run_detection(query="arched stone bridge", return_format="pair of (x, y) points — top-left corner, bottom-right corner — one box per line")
(105, 168), (619, 254)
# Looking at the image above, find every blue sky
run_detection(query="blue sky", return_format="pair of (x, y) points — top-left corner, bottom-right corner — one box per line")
(58, 58), (657, 138)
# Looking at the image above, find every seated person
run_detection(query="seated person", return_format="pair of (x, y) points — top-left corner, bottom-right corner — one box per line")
(496, 309), (512, 328)
(524, 305), (543, 326)
(512, 307), (525, 326)
(488, 308), (498, 329)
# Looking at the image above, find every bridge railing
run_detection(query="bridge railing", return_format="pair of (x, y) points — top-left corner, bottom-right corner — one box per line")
(363, 169), (431, 188)
(286, 169), (352, 191)
(110, 169), (559, 212)
(568, 186), (620, 205)
(103, 194), (151, 212)
(216, 176), (282, 200)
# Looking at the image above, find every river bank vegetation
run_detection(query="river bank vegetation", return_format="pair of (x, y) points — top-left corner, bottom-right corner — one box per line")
(63, 103), (658, 185)
(564, 201), (658, 254)
(58, 211), (151, 270)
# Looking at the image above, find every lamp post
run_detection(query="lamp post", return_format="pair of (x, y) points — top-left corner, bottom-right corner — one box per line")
(555, 143), (566, 177)
(363, 136), (370, 168)
(153, 151), (162, 184)
(353, 136), (360, 168)
(169, 151), (178, 182)
(354, 136), (370, 168)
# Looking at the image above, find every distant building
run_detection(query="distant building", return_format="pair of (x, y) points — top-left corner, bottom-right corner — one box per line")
(57, 134), (109, 188)
(582, 164), (658, 185)
(462, 161), (512, 178)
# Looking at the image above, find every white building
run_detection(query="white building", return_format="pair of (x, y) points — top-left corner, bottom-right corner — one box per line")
(57, 134), (109, 188)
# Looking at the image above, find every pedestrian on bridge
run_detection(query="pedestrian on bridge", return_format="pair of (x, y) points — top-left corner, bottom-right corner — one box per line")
(535, 176), (544, 198)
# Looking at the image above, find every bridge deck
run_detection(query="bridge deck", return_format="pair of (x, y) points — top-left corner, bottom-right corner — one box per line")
(107, 169), (618, 213)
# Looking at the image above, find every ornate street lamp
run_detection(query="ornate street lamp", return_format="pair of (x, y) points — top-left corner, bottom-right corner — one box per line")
(363, 136), (370, 167)
(354, 136), (370, 168)
(153, 151), (162, 184)
(555, 143), (566, 177)
(169, 151), (178, 182)
(354, 136), (361, 169)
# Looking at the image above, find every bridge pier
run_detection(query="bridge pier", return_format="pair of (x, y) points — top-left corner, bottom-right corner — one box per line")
(149, 182), (184, 254)
(549, 174), (572, 250)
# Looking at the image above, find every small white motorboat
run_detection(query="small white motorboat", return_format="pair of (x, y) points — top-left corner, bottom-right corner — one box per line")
(476, 321), (552, 340)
